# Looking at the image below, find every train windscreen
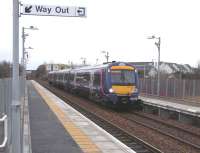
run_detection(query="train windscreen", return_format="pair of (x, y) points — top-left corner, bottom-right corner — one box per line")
(111, 70), (136, 85)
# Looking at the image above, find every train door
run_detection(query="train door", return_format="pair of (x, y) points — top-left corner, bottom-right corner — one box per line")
(64, 72), (69, 91)
(89, 71), (94, 99)
(91, 71), (101, 102)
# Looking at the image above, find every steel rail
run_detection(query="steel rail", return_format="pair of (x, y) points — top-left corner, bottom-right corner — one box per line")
(38, 80), (162, 153)
(122, 113), (200, 150)
(131, 111), (200, 138)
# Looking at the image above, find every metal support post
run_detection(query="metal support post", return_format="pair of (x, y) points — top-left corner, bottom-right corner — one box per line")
(157, 37), (161, 96)
(102, 51), (109, 63)
(182, 80), (186, 99)
(22, 27), (26, 98)
(12, 1), (21, 153)
(147, 36), (161, 96)
(192, 80), (196, 96)
(166, 79), (168, 97)
(173, 79), (176, 97)
(106, 51), (109, 63)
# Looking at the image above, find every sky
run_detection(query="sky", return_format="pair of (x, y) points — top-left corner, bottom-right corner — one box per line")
(0, 0), (200, 70)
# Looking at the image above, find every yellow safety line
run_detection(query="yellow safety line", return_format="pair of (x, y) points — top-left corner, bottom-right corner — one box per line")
(31, 81), (102, 153)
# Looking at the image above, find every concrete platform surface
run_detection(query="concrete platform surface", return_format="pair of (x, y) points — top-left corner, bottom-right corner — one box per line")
(31, 80), (136, 153)
(28, 82), (83, 153)
(141, 96), (200, 117)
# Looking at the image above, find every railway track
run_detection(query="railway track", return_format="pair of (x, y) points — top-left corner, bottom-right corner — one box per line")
(67, 99), (161, 153)
(38, 80), (161, 153)
(121, 112), (200, 150)
(131, 111), (200, 138)
(37, 80), (200, 153)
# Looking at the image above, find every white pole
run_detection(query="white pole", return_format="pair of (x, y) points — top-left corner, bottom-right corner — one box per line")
(12, 0), (21, 153)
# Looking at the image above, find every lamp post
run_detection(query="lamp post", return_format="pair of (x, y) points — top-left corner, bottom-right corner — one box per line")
(24, 47), (34, 62)
(101, 51), (109, 63)
(80, 57), (86, 65)
(148, 35), (161, 96)
(22, 26), (38, 68)
(23, 46), (33, 80)
(22, 26), (38, 95)
(96, 58), (99, 64)
(21, 26), (37, 153)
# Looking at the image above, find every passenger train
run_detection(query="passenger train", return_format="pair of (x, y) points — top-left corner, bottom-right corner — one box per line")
(48, 62), (140, 108)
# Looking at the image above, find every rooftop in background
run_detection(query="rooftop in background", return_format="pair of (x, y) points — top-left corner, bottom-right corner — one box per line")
(129, 61), (194, 78)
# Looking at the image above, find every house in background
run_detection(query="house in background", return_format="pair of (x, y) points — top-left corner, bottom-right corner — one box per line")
(45, 64), (69, 72)
(129, 62), (194, 78)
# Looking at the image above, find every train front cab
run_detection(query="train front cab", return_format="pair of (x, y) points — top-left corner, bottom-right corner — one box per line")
(104, 63), (139, 107)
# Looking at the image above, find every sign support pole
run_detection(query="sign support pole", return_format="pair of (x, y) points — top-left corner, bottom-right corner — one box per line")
(12, 0), (21, 153)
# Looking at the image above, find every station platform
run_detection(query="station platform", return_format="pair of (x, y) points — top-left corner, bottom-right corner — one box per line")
(28, 80), (136, 153)
(140, 96), (200, 117)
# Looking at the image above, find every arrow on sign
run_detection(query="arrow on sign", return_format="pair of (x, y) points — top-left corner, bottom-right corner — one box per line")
(25, 5), (32, 13)
(77, 7), (85, 16)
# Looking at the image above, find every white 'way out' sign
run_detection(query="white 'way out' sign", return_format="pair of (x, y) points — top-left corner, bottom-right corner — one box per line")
(22, 4), (86, 17)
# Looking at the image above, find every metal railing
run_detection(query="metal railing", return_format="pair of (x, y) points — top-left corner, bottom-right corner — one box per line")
(0, 114), (7, 149)
(0, 78), (25, 153)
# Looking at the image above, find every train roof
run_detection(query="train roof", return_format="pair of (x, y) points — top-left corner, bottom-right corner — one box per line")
(48, 62), (136, 74)
(72, 62), (136, 71)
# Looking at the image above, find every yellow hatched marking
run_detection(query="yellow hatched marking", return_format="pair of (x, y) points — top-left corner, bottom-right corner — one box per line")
(31, 81), (101, 153)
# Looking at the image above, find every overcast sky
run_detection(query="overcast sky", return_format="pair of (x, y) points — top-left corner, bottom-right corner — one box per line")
(0, 0), (200, 70)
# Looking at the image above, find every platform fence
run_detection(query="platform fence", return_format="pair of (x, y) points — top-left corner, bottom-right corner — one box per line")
(0, 78), (25, 153)
(139, 78), (200, 100)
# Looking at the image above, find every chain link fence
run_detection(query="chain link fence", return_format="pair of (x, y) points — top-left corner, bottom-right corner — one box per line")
(139, 78), (200, 99)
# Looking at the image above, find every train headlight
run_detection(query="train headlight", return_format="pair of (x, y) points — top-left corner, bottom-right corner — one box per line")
(131, 88), (138, 93)
(109, 88), (114, 93)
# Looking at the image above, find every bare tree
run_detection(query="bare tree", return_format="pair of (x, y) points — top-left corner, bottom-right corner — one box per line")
(0, 61), (11, 78)
(35, 64), (47, 79)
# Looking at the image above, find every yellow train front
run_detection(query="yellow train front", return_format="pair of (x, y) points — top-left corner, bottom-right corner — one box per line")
(100, 62), (139, 107)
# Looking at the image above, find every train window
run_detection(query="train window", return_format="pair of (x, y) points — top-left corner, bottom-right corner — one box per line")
(76, 73), (83, 84)
(111, 70), (135, 85)
(93, 72), (100, 87)
(61, 74), (63, 80)
(83, 73), (90, 82)
(76, 72), (90, 86)
(69, 73), (74, 82)
(65, 73), (68, 81)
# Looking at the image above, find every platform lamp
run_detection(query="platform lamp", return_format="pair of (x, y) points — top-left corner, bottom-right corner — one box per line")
(147, 35), (161, 96)
(101, 51), (109, 63)
(80, 57), (87, 65)
(22, 26), (38, 83)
